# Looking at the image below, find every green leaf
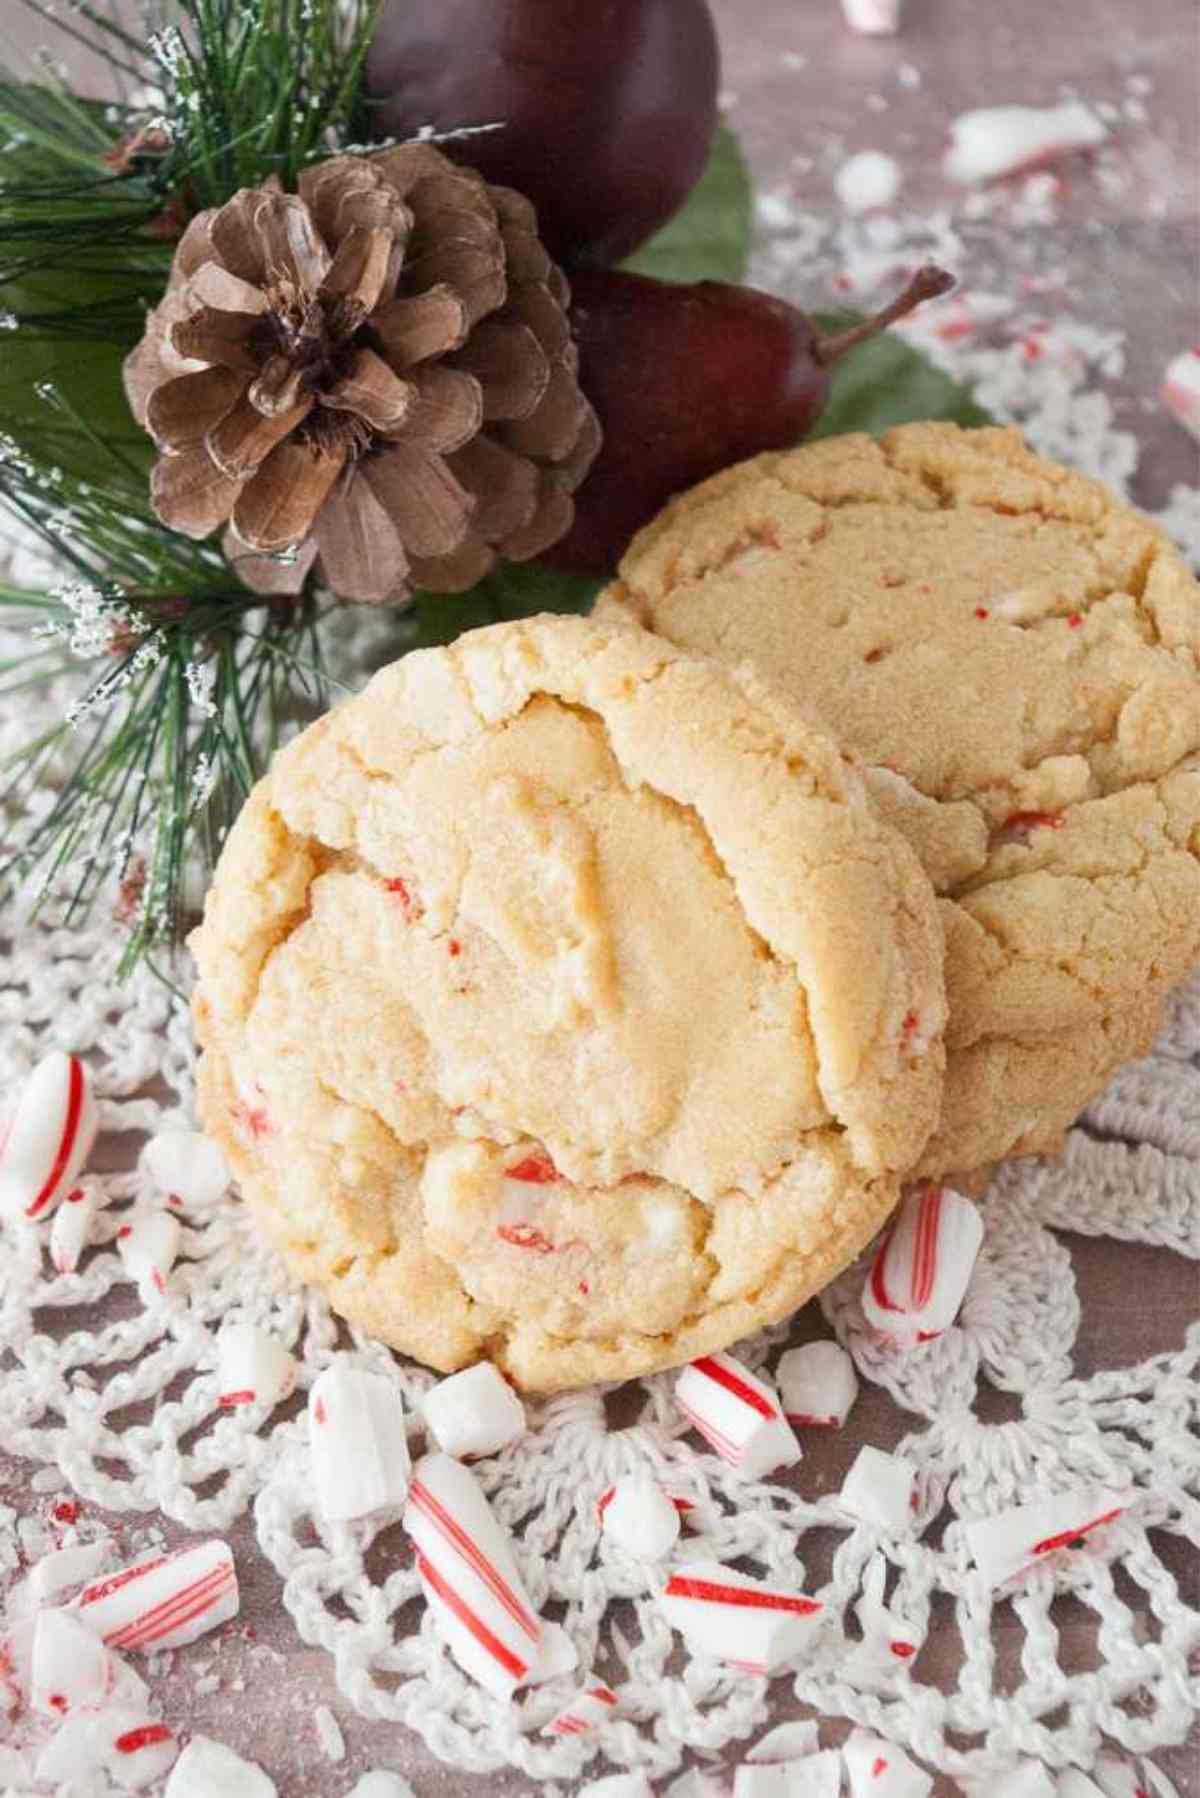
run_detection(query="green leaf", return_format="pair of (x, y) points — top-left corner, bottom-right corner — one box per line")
(399, 561), (603, 653)
(622, 123), (752, 285)
(810, 312), (994, 439)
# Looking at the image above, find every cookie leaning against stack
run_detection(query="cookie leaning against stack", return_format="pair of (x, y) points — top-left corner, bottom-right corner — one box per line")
(597, 422), (1200, 1179)
(191, 615), (946, 1390)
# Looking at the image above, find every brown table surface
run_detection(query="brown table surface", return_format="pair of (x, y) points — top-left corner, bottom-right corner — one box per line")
(2, 0), (1199, 1793)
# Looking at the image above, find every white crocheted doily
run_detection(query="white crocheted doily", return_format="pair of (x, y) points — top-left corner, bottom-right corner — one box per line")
(1, 882), (1197, 1788)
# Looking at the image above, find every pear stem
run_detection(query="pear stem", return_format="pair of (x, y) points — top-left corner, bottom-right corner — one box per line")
(814, 263), (957, 366)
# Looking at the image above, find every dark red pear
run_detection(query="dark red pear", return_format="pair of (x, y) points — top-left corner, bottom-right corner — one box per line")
(363, 0), (720, 268)
(548, 265), (955, 574)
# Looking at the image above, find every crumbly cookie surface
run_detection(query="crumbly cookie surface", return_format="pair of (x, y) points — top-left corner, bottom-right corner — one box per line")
(597, 424), (1200, 1177)
(192, 615), (945, 1389)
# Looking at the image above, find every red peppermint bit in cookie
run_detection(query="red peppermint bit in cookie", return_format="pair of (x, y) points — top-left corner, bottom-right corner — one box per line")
(385, 876), (420, 920)
(497, 1222), (556, 1254)
(974, 606), (990, 619)
(1002, 809), (1065, 838)
(1068, 612), (1083, 627)
(578, 1280), (590, 1297)
(448, 939), (462, 957)
(900, 1008), (921, 1050)
(507, 1153), (560, 1185)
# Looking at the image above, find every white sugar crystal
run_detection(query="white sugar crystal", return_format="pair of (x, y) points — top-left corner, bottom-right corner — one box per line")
(835, 150), (901, 214)
(314, 1704), (346, 1761)
(579, 1777), (656, 1798)
(776, 1341), (858, 1429)
(346, 1777), (418, 1798)
(141, 1130), (230, 1206)
(944, 102), (1107, 185)
(839, 1446), (916, 1531)
(601, 1475), (682, 1560)
(421, 1361), (526, 1459)
(745, 1719), (820, 1762)
(844, 1730), (932, 1797)
(164, 1735), (278, 1796)
(309, 1363), (412, 1522)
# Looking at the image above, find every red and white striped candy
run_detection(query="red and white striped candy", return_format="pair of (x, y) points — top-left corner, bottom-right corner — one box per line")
(659, 1559), (824, 1674)
(745, 1720), (820, 1763)
(840, 0), (901, 32)
(861, 1185), (982, 1348)
(1162, 350), (1200, 442)
(776, 1341), (859, 1429)
(76, 1539), (239, 1653)
(404, 1451), (543, 1700)
(839, 1446), (916, 1533)
(421, 1361), (526, 1460)
(964, 1485), (1131, 1588)
(141, 1129), (230, 1208)
(0, 1051), (99, 1223)
(675, 1353), (801, 1478)
(600, 1475), (681, 1559)
(31, 1609), (121, 1716)
(843, 1730), (933, 1798)
(217, 1322), (297, 1410)
(309, 1364), (412, 1522)
(164, 1736), (278, 1797)
(735, 1755), (842, 1798)
(118, 1210), (181, 1303)
(49, 1180), (101, 1274)
(542, 1681), (619, 1737)
(843, 1553), (924, 1690)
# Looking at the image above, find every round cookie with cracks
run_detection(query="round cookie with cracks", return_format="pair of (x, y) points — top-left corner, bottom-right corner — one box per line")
(190, 614), (945, 1389)
(596, 422), (1200, 1179)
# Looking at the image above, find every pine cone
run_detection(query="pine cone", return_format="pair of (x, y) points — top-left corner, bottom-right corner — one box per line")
(124, 146), (601, 603)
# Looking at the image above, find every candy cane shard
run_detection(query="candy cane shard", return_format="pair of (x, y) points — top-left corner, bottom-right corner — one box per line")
(164, 1735), (279, 1797)
(528, 1619), (579, 1686)
(421, 1361), (527, 1460)
(1092, 1754), (1175, 1798)
(0, 1051), (100, 1223)
(1162, 349), (1200, 442)
(842, 1553), (924, 1690)
(578, 1777), (656, 1798)
(141, 1129), (231, 1207)
(735, 1755), (842, 1798)
(659, 1560), (824, 1674)
(745, 1719), (821, 1763)
(118, 1210), (182, 1304)
(600, 1475), (682, 1559)
(404, 1451), (544, 1700)
(963, 1485), (1132, 1588)
(675, 1353), (801, 1477)
(49, 1180), (102, 1274)
(30, 1609), (123, 1715)
(843, 1730), (933, 1798)
(100, 1709), (180, 1791)
(217, 1322), (297, 1410)
(308, 1364), (412, 1522)
(666, 1774), (726, 1798)
(1057, 1777), (1108, 1798)
(943, 102), (1107, 185)
(862, 1184), (982, 1348)
(962, 1764), (1057, 1798)
(21, 1539), (113, 1612)
(839, 1446), (916, 1532)
(776, 1341), (858, 1429)
(76, 1539), (239, 1653)
(542, 1681), (620, 1737)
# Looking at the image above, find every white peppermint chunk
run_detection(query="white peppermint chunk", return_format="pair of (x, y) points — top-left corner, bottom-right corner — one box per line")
(345, 1778), (418, 1798)
(963, 1764), (1056, 1797)
(660, 1560), (823, 1674)
(26, 1538), (112, 1609)
(164, 1736), (278, 1797)
(309, 1364), (411, 1523)
(840, 0), (902, 32)
(736, 1754), (841, 1798)
(141, 1129), (230, 1206)
(776, 1341), (858, 1429)
(844, 1730), (932, 1797)
(579, 1777), (656, 1798)
(745, 1720), (820, 1762)
(944, 102), (1107, 185)
(839, 1446), (916, 1532)
(217, 1322), (296, 1410)
(30, 1609), (118, 1715)
(421, 1361), (526, 1459)
(601, 1475), (682, 1559)
(964, 1485), (1130, 1588)
(49, 1180), (102, 1274)
(1057, 1776), (1106, 1798)
(119, 1210), (181, 1304)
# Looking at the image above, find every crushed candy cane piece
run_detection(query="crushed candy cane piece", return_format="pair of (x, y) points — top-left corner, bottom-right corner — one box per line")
(843, 1553), (924, 1690)
(404, 1451), (543, 1699)
(31, 1608), (120, 1715)
(666, 1775), (725, 1798)
(36, 1713), (107, 1786)
(77, 1538), (239, 1652)
(745, 1719), (820, 1763)
(1092, 1753), (1170, 1798)
(0, 1050), (100, 1223)
(1057, 1777), (1106, 1798)
(99, 1709), (180, 1790)
(49, 1180), (101, 1274)
(528, 1618), (579, 1685)
(1162, 350), (1200, 442)
(944, 102), (1107, 185)
(776, 1341), (858, 1429)
(164, 1735), (278, 1797)
(675, 1353), (801, 1477)
(601, 1474), (681, 1559)
(543, 1681), (619, 1736)
(660, 1559), (823, 1673)
(844, 1730), (932, 1797)
(839, 1447), (916, 1532)
(309, 1363), (412, 1522)
(119, 1210), (181, 1303)
(964, 1485), (1131, 1587)
(840, 0), (901, 33)
(314, 1704), (345, 1761)
(141, 1129), (230, 1207)
(25, 1538), (112, 1610)
(421, 1361), (526, 1460)
(737, 1754), (842, 1798)
(862, 1184), (983, 1347)
(578, 1777), (656, 1798)
(835, 150), (901, 213)
(216, 1322), (296, 1410)
(346, 1777), (417, 1798)
(963, 1763), (1057, 1797)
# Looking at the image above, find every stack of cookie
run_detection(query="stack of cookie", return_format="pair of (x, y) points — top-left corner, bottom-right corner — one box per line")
(192, 423), (1200, 1390)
